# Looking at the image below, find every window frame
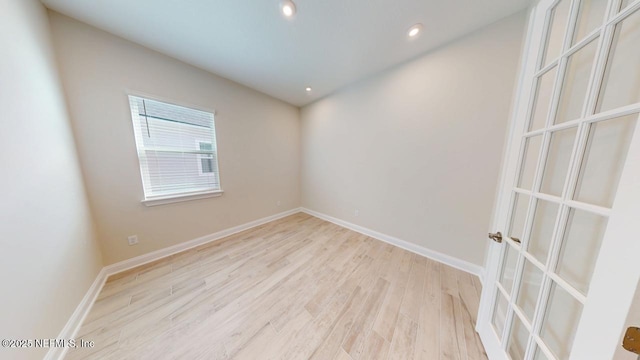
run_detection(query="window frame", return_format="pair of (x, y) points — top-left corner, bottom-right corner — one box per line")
(126, 93), (223, 206)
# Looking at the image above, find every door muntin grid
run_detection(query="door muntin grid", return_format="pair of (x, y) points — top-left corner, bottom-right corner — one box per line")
(490, 0), (640, 359)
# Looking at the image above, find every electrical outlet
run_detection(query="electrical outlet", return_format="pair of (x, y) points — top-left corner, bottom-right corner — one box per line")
(128, 235), (139, 246)
(355, 209), (360, 217)
(277, 200), (282, 207)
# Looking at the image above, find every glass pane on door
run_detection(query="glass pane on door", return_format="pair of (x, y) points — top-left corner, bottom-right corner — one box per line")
(540, 283), (584, 360)
(573, 114), (638, 207)
(508, 193), (530, 242)
(518, 136), (543, 190)
(597, 10), (640, 112)
(492, 291), (510, 338)
(554, 40), (599, 124)
(530, 67), (558, 131)
(508, 316), (530, 360)
(573, 0), (608, 44)
(515, 260), (544, 321)
(542, 0), (572, 67)
(527, 200), (559, 265)
(500, 244), (520, 295)
(620, 0), (632, 11)
(533, 345), (551, 360)
(555, 209), (608, 295)
(540, 127), (578, 196)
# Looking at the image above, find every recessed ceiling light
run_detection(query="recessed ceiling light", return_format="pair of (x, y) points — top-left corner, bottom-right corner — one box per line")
(408, 24), (423, 38)
(305, 87), (312, 92)
(281, 0), (296, 18)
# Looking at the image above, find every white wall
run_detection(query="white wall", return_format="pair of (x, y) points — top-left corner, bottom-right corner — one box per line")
(48, 12), (302, 265)
(0, 1), (103, 359)
(300, 13), (527, 266)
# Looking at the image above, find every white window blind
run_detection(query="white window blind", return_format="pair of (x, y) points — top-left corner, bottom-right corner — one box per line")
(128, 95), (221, 201)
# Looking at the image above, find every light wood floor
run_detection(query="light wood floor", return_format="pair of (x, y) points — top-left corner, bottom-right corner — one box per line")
(66, 213), (487, 360)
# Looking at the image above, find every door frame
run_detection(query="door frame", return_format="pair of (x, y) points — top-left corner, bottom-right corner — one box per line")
(476, 1), (549, 357)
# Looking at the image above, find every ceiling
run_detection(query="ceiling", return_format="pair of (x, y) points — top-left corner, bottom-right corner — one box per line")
(42, 0), (531, 106)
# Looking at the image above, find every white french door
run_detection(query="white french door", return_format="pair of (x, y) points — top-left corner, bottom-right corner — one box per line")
(477, 0), (640, 359)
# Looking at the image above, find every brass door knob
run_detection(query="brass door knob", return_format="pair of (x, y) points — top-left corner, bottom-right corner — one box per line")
(488, 232), (503, 243)
(623, 327), (640, 355)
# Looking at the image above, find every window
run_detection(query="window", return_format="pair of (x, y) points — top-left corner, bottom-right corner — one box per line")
(198, 142), (214, 174)
(128, 95), (221, 204)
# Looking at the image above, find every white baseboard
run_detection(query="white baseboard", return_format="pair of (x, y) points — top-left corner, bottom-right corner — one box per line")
(45, 207), (301, 360)
(103, 207), (302, 276)
(44, 268), (108, 360)
(301, 208), (484, 278)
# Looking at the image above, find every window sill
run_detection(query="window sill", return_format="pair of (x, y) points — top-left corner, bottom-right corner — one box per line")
(141, 190), (224, 207)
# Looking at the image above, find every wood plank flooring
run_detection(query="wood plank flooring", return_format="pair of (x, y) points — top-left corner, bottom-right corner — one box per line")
(65, 213), (487, 360)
